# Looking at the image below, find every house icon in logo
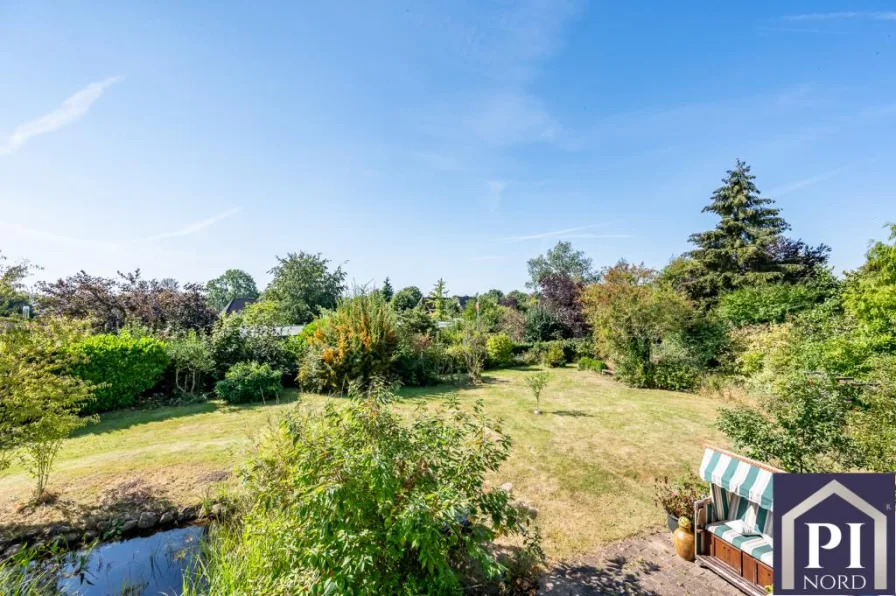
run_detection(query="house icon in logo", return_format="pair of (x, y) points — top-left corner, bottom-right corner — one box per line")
(781, 479), (889, 591)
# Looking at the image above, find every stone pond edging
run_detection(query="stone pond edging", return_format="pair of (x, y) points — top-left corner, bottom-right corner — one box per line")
(0, 501), (229, 559)
(2, 483), (531, 560)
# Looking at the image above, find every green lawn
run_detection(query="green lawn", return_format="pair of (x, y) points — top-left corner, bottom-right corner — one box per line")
(0, 367), (726, 558)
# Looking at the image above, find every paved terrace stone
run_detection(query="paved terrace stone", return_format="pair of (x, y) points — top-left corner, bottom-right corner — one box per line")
(539, 532), (742, 596)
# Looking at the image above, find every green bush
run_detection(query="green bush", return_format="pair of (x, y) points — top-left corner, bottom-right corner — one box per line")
(208, 314), (247, 378)
(718, 372), (859, 472)
(651, 358), (701, 392)
(208, 313), (295, 380)
(717, 283), (828, 327)
(215, 362), (282, 404)
(392, 307), (449, 386)
(69, 332), (168, 413)
(187, 388), (542, 595)
(563, 338), (597, 363)
(459, 324), (488, 384)
(297, 292), (398, 393)
(512, 349), (539, 367)
(524, 305), (568, 342)
(542, 341), (566, 367)
(613, 354), (652, 388)
(486, 333), (514, 368)
(394, 334), (453, 386)
(577, 357), (607, 372)
(511, 342), (534, 355)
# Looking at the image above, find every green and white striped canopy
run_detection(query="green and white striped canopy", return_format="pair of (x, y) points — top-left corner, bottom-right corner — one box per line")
(699, 448), (774, 511)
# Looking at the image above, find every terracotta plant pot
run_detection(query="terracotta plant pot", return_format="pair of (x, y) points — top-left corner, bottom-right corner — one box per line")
(672, 517), (695, 562)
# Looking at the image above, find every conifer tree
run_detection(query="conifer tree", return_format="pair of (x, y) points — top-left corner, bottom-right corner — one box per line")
(381, 277), (394, 303)
(684, 160), (827, 303)
(429, 278), (449, 321)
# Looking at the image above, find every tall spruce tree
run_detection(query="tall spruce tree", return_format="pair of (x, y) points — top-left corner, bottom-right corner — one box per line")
(381, 277), (394, 302)
(429, 278), (449, 321)
(684, 160), (827, 303)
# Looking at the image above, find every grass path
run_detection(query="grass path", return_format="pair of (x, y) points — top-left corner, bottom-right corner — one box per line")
(0, 367), (726, 558)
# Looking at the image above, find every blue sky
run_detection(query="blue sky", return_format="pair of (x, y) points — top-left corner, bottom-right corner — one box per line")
(1, 2), (894, 294)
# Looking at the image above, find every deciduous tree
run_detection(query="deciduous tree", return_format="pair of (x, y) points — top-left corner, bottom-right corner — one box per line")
(206, 269), (259, 311)
(0, 251), (36, 317)
(581, 261), (693, 386)
(0, 319), (96, 499)
(264, 252), (347, 325)
(391, 286), (423, 311)
(718, 373), (858, 473)
(843, 224), (896, 349)
(526, 241), (597, 289)
(538, 273), (588, 337)
(37, 270), (217, 333)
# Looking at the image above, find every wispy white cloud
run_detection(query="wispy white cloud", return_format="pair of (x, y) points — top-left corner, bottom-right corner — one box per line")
(768, 168), (843, 197)
(501, 224), (599, 242)
(757, 26), (848, 34)
(143, 208), (241, 241)
(563, 233), (632, 240)
(0, 221), (116, 248)
(767, 166), (850, 197)
(0, 76), (123, 156)
(499, 225), (631, 243)
(1, 207), (241, 247)
(779, 11), (896, 22)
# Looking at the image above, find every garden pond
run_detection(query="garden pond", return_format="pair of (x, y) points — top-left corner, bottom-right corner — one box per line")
(48, 525), (205, 595)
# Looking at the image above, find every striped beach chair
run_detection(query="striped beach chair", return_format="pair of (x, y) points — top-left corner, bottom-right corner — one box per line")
(694, 446), (782, 595)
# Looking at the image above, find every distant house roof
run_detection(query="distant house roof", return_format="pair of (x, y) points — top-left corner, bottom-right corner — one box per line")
(221, 297), (257, 315)
(455, 295), (474, 308)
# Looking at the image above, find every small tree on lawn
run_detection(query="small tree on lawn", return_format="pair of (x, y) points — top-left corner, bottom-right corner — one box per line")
(0, 319), (96, 501)
(524, 372), (551, 415)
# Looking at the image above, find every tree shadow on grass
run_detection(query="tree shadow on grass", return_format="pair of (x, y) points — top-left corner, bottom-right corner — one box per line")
(550, 409), (594, 418)
(479, 375), (512, 385)
(397, 373), (521, 402)
(397, 372), (515, 400)
(540, 556), (661, 595)
(72, 392), (302, 438)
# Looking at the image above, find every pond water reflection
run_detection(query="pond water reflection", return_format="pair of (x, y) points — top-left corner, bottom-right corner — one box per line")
(57, 525), (204, 595)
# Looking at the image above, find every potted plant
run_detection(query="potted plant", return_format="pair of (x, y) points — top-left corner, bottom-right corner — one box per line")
(653, 475), (707, 532)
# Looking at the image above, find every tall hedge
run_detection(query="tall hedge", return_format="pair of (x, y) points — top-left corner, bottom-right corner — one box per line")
(69, 333), (169, 413)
